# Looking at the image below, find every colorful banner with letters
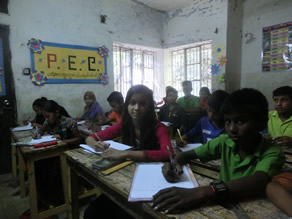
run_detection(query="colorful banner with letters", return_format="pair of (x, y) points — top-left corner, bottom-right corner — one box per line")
(28, 39), (108, 85)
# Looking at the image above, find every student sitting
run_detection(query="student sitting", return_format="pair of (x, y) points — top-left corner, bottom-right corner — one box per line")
(152, 88), (284, 213)
(266, 172), (292, 216)
(86, 84), (173, 161)
(23, 97), (47, 128)
(100, 91), (124, 125)
(176, 81), (201, 132)
(79, 91), (104, 122)
(199, 86), (211, 110)
(267, 86), (292, 147)
(158, 86), (185, 136)
(176, 90), (228, 146)
(35, 100), (80, 146)
(84, 85), (173, 219)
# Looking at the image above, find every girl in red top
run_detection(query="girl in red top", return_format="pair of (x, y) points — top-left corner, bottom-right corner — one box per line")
(86, 84), (173, 161)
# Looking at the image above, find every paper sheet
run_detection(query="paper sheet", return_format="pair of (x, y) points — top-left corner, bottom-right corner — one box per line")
(160, 121), (171, 127)
(178, 143), (202, 152)
(128, 163), (198, 201)
(77, 120), (86, 125)
(12, 122), (33, 132)
(30, 135), (57, 144)
(80, 141), (132, 154)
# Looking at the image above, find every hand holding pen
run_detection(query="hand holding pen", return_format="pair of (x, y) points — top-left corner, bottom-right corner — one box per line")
(93, 133), (110, 152)
(163, 146), (183, 183)
(176, 129), (187, 147)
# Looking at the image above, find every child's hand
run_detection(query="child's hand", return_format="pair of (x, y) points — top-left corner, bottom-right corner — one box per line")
(101, 148), (126, 160)
(273, 136), (292, 147)
(23, 120), (29, 126)
(53, 134), (61, 140)
(161, 162), (183, 183)
(93, 141), (110, 152)
(32, 132), (41, 139)
(175, 136), (188, 147)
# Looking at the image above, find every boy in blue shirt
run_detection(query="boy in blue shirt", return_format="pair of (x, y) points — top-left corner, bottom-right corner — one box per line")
(152, 88), (284, 213)
(176, 90), (228, 145)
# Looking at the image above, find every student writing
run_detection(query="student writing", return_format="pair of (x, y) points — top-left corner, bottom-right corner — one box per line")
(23, 97), (47, 128)
(152, 88), (284, 213)
(86, 84), (174, 161)
(176, 90), (228, 145)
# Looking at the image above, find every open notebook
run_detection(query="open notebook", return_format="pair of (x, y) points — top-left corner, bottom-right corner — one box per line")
(128, 163), (198, 202)
(178, 143), (202, 152)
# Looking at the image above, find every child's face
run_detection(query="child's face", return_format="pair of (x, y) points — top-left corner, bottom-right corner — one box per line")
(273, 95), (292, 115)
(44, 111), (59, 124)
(33, 105), (42, 116)
(128, 93), (149, 122)
(224, 112), (262, 146)
(84, 95), (95, 107)
(182, 84), (192, 96)
(109, 101), (123, 114)
(166, 91), (177, 104)
(200, 91), (209, 101)
(207, 106), (220, 123)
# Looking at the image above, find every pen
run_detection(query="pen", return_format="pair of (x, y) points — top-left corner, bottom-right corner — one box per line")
(36, 127), (39, 138)
(94, 132), (102, 141)
(167, 145), (177, 174)
(177, 129), (183, 142)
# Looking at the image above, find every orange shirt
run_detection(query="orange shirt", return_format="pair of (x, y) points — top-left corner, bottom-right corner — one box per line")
(108, 111), (122, 122)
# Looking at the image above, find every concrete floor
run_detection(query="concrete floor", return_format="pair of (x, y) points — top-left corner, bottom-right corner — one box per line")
(0, 173), (89, 219)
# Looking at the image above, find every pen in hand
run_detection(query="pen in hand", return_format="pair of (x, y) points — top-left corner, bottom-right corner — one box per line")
(177, 129), (183, 142)
(36, 127), (39, 139)
(167, 146), (177, 174)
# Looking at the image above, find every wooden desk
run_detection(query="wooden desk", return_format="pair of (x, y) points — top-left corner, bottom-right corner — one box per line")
(11, 130), (69, 219)
(64, 148), (286, 219)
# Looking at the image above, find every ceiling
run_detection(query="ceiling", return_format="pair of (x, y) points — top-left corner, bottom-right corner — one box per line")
(132, 0), (195, 12)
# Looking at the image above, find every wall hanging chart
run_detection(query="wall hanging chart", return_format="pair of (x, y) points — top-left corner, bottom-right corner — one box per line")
(262, 21), (292, 72)
(211, 45), (226, 83)
(28, 38), (109, 86)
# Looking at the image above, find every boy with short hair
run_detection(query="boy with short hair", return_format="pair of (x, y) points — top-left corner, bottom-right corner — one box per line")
(177, 90), (228, 145)
(158, 86), (185, 135)
(101, 91), (124, 125)
(268, 86), (292, 147)
(152, 88), (284, 213)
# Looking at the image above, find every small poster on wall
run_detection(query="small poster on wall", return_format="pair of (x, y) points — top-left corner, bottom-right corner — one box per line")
(262, 21), (292, 72)
(28, 38), (109, 85)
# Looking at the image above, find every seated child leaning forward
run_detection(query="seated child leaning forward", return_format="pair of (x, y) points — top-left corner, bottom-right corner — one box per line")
(80, 91), (104, 122)
(152, 88), (284, 214)
(24, 97), (48, 128)
(34, 100), (80, 146)
(267, 86), (292, 147)
(177, 90), (228, 145)
(100, 91), (124, 125)
(86, 84), (174, 162)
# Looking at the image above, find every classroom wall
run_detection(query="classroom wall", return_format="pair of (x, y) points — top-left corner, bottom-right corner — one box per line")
(241, 0), (292, 109)
(162, 0), (228, 92)
(0, 0), (163, 123)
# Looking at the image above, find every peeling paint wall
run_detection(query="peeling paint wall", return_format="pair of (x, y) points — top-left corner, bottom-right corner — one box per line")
(225, 0), (243, 93)
(241, 0), (292, 108)
(0, 0), (163, 123)
(162, 0), (228, 91)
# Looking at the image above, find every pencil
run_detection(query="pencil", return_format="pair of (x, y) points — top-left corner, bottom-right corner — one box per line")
(167, 146), (177, 173)
(177, 129), (183, 142)
(94, 133), (102, 141)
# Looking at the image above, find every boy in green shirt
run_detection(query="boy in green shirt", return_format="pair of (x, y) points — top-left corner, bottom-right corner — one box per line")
(267, 86), (292, 147)
(152, 88), (284, 213)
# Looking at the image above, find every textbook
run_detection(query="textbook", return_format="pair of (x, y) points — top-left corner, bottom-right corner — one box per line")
(128, 163), (198, 202)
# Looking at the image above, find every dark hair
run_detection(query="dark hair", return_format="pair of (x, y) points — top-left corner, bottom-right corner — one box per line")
(121, 85), (158, 150)
(32, 97), (48, 109)
(199, 87), (211, 95)
(107, 91), (124, 103)
(166, 86), (178, 96)
(273, 86), (292, 100)
(182, 81), (192, 87)
(221, 88), (268, 124)
(43, 100), (71, 118)
(208, 90), (229, 113)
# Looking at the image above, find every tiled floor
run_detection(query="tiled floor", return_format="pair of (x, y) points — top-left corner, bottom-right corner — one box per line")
(0, 173), (89, 219)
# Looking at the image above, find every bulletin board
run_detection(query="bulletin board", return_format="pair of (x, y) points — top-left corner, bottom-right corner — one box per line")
(262, 21), (292, 72)
(28, 39), (109, 85)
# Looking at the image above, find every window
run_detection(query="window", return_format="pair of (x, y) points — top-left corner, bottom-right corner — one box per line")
(113, 44), (155, 99)
(171, 41), (212, 96)
(0, 0), (8, 14)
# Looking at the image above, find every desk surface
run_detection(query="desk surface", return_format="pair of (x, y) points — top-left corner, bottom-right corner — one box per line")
(65, 148), (286, 219)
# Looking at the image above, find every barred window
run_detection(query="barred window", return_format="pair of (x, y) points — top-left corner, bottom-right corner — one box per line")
(171, 41), (212, 96)
(113, 45), (155, 98)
